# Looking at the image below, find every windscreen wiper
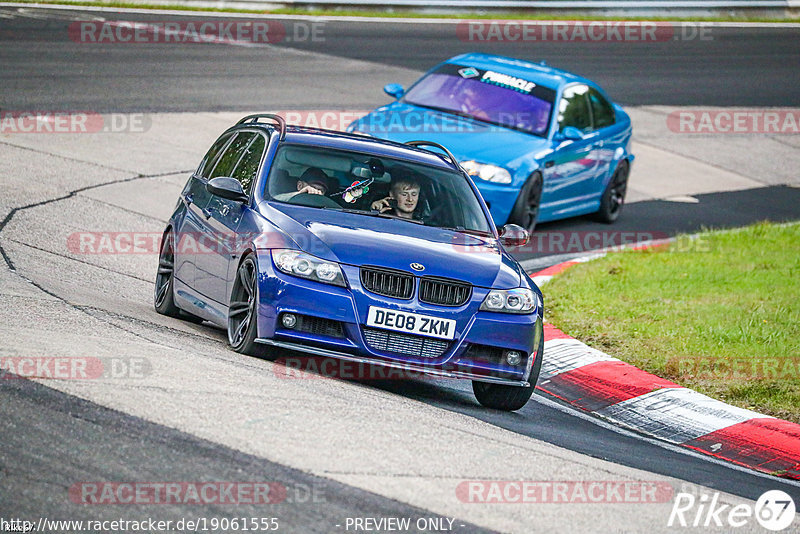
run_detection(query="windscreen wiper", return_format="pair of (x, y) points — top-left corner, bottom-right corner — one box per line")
(438, 226), (493, 237)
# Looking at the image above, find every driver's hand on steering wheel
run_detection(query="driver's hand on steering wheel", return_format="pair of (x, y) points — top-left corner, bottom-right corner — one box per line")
(297, 185), (325, 196)
(370, 197), (392, 213)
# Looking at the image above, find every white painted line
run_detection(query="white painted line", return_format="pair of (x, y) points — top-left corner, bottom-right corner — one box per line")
(531, 274), (553, 286)
(540, 338), (619, 380)
(596, 388), (771, 444)
(663, 195), (700, 203)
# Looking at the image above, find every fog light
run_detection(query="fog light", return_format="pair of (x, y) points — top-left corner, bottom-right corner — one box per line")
(282, 313), (297, 329)
(505, 350), (522, 366)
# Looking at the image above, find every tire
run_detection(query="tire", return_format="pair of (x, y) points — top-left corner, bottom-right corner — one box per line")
(508, 173), (543, 233)
(227, 254), (274, 359)
(154, 230), (205, 323)
(154, 231), (181, 318)
(472, 327), (544, 411)
(595, 160), (629, 223)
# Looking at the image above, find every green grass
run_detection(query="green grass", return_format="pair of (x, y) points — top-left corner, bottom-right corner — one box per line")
(543, 222), (800, 423)
(6, 0), (800, 22)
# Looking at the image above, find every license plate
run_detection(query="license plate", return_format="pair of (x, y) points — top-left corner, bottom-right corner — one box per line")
(366, 306), (456, 340)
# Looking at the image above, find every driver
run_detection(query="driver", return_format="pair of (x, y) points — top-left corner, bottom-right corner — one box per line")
(273, 167), (332, 201)
(371, 171), (421, 220)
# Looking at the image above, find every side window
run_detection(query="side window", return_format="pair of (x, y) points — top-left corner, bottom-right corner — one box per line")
(209, 132), (255, 179)
(230, 133), (267, 196)
(589, 89), (615, 129)
(557, 85), (592, 133)
(197, 133), (234, 179)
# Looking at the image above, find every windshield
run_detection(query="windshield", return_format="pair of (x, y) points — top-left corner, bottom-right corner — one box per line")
(402, 64), (556, 137)
(265, 144), (492, 234)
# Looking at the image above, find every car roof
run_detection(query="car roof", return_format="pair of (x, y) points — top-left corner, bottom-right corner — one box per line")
(254, 125), (461, 171)
(446, 53), (590, 91)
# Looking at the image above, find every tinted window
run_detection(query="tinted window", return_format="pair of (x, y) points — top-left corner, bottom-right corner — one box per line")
(230, 133), (266, 195)
(557, 85), (592, 133)
(589, 89), (615, 129)
(197, 132), (234, 179)
(209, 132), (255, 179)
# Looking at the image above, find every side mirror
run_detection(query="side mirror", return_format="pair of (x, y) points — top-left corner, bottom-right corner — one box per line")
(499, 224), (530, 247)
(383, 83), (405, 99)
(555, 126), (585, 142)
(207, 177), (249, 203)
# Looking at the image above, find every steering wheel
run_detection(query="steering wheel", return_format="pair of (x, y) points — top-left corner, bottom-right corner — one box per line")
(288, 193), (341, 209)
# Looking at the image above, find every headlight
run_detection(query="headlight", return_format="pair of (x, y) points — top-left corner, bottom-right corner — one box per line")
(480, 288), (537, 314)
(460, 161), (512, 184)
(271, 249), (346, 287)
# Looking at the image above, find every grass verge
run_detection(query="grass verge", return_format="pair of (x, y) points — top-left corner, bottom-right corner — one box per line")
(3, 0), (800, 22)
(543, 222), (800, 423)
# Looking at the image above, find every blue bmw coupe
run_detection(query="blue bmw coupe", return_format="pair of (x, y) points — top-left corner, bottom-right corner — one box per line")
(348, 53), (634, 232)
(155, 114), (544, 410)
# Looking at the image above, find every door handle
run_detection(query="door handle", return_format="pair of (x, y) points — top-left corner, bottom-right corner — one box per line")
(544, 161), (555, 168)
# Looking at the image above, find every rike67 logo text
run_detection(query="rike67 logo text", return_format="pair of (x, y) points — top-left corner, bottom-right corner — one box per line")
(668, 490), (796, 531)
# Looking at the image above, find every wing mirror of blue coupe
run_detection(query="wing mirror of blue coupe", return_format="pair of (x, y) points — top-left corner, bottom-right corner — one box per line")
(554, 126), (585, 142)
(207, 176), (249, 203)
(498, 224), (530, 247)
(383, 83), (405, 99)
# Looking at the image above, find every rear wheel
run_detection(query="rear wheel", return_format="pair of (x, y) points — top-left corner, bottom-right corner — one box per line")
(228, 254), (273, 359)
(472, 329), (544, 411)
(154, 230), (204, 323)
(154, 231), (180, 317)
(508, 173), (543, 233)
(595, 160), (629, 223)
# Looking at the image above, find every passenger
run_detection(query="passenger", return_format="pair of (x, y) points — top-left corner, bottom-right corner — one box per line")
(273, 167), (332, 201)
(371, 171), (421, 220)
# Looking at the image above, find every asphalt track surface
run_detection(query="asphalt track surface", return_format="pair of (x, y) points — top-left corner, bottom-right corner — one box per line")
(0, 8), (799, 111)
(1, 6), (800, 533)
(1, 377), (490, 533)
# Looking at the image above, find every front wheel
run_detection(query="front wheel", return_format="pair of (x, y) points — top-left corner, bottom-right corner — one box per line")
(472, 333), (544, 411)
(595, 160), (629, 223)
(228, 254), (274, 359)
(508, 173), (543, 234)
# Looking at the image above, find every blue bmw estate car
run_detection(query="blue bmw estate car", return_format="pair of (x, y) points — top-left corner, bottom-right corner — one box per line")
(348, 53), (634, 232)
(155, 114), (544, 410)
